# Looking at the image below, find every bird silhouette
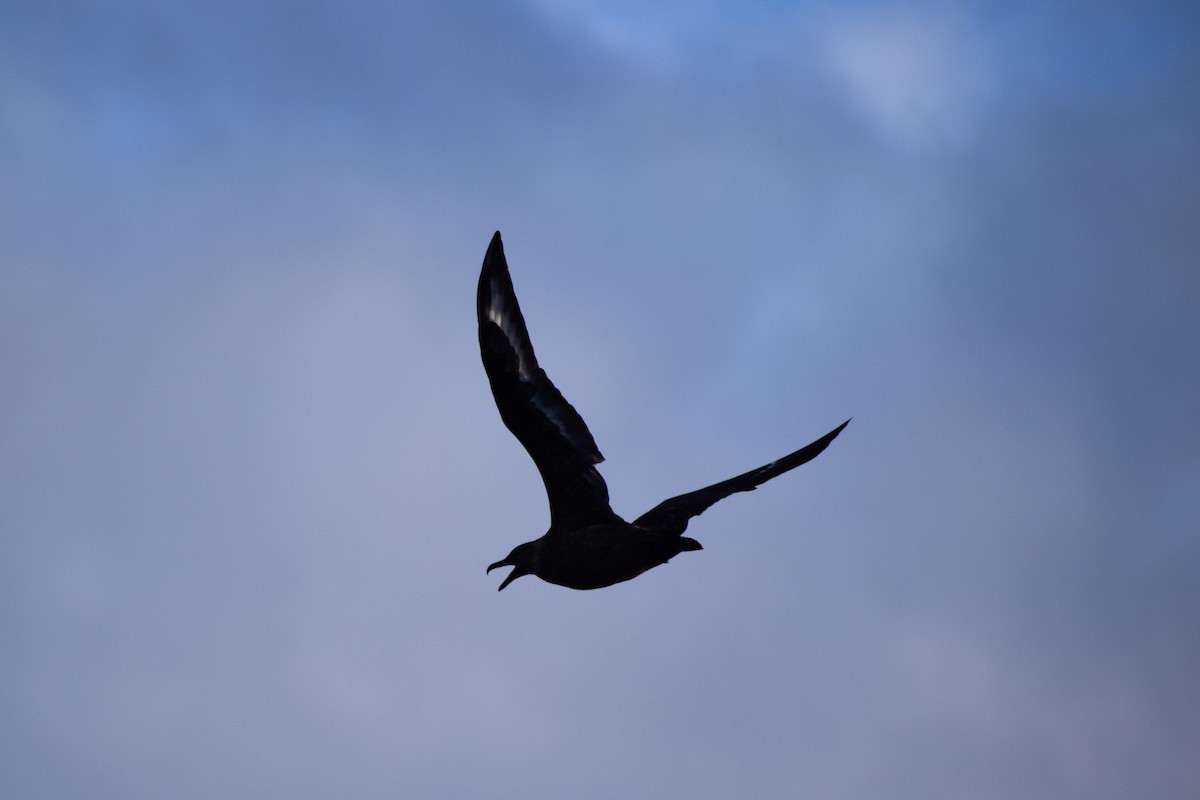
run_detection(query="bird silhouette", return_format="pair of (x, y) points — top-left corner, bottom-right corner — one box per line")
(479, 231), (848, 590)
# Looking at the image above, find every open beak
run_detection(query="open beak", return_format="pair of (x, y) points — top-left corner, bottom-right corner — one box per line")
(486, 558), (520, 591)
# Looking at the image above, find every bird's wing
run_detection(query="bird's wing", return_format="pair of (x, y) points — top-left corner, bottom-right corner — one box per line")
(633, 419), (849, 535)
(477, 232), (615, 530)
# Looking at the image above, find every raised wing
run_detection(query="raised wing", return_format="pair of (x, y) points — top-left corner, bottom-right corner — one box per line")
(477, 232), (615, 530)
(633, 419), (849, 536)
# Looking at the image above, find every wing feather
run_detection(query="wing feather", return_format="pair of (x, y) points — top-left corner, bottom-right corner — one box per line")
(477, 232), (615, 530)
(633, 420), (849, 535)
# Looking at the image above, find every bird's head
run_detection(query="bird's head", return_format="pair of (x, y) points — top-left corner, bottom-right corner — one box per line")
(487, 541), (538, 591)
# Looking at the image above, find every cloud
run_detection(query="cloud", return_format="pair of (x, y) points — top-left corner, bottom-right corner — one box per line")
(817, 6), (997, 148)
(2, 1), (1198, 798)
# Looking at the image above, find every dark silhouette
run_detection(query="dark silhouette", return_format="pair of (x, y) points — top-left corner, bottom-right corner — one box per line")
(480, 231), (848, 590)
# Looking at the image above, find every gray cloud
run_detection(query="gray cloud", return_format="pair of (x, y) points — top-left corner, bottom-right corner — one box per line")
(2, 1), (1197, 798)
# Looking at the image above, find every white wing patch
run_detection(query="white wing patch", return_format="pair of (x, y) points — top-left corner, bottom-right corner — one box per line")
(488, 277), (537, 381)
(486, 276), (601, 463)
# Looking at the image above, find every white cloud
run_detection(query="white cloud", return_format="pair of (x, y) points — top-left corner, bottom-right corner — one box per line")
(818, 7), (997, 148)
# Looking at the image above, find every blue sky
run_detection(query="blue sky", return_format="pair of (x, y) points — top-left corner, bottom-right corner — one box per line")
(3, 1), (1198, 798)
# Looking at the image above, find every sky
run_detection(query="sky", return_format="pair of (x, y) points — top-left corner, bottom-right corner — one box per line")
(2, 0), (1198, 797)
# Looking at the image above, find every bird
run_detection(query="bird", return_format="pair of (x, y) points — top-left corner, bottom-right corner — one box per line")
(479, 231), (848, 591)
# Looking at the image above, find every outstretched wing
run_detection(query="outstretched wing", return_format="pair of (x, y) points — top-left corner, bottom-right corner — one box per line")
(477, 232), (615, 530)
(633, 419), (849, 536)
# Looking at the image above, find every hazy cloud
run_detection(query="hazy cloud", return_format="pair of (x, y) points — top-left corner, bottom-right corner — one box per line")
(2, 1), (1197, 798)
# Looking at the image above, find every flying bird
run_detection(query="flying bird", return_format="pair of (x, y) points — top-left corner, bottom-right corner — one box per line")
(479, 231), (848, 591)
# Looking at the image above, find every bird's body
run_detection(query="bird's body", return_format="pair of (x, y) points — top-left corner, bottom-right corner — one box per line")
(499, 522), (703, 591)
(479, 231), (847, 591)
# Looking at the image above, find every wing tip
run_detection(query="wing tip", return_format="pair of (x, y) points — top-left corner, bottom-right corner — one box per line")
(479, 231), (512, 322)
(485, 231), (505, 265)
(818, 418), (851, 448)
